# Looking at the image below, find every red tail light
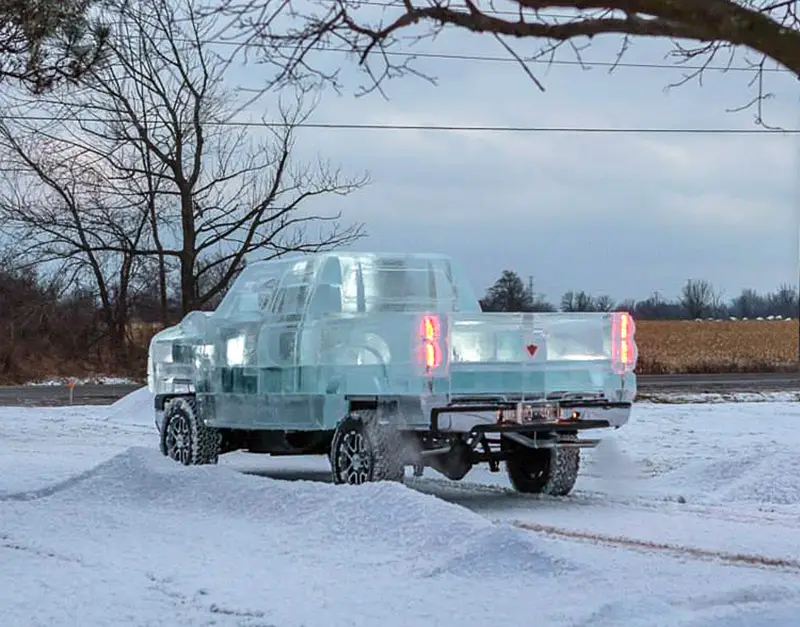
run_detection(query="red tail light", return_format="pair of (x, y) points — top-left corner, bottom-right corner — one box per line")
(420, 314), (441, 371)
(611, 312), (636, 374)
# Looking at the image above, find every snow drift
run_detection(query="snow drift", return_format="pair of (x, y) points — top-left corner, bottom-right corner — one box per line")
(1, 445), (595, 626)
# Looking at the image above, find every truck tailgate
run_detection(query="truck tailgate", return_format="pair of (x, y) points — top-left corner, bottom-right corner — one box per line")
(433, 311), (637, 401)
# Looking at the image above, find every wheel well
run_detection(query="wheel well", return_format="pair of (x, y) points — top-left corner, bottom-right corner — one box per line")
(347, 397), (378, 413)
(155, 393), (195, 411)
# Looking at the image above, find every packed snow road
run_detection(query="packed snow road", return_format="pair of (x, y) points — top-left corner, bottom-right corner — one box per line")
(2, 390), (800, 626)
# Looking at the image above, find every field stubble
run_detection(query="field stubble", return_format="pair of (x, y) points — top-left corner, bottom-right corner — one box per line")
(635, 320), (799, 374)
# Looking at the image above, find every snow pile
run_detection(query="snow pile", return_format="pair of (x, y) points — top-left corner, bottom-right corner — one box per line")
(14, 446), (570, 578)
(0, 446), (598, 627)
(102, 386), (153, 426)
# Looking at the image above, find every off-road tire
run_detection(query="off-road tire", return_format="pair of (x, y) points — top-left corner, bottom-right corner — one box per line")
(161, 396), (221, 466)
(503, 434), (580, 496)
(330, 410), (405, 485)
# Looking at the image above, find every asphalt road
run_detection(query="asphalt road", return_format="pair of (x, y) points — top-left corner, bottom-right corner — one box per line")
(0, 383), (144, 407)
(637, 372), (800, 393)
(2, 372), (800, 407)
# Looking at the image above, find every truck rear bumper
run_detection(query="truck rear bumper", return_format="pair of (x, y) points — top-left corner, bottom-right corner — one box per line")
(427, 400), (632, 434)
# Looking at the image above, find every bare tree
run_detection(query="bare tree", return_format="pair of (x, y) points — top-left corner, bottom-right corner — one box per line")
(594, 294), (615, 312)
(561, 290), (597, 312)
(217, 0), (799, 124)
(0, 0), (109, 93)
(768, 283), (798, 318)
(0, 0), (368, 317)
(731, 287), (763, 318)
(680, 278), (716, 318)
(0, 125), (151, 358)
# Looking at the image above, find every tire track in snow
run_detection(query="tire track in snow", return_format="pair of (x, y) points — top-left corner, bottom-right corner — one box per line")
(571, 489), (800, 530)
(411, 476), (800, 573)
(0, 532), (84, 564)
(510, 520), (800, 574)
(407, 476), (800, 531)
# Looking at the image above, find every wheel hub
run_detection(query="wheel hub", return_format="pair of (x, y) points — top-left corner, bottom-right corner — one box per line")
(338, 430), (372, 484)
(165, 413), (192, 465)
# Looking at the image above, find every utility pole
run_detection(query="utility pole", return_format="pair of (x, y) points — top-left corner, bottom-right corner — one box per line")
(795, 105), (800, 367)
(796, 106), (800, 366)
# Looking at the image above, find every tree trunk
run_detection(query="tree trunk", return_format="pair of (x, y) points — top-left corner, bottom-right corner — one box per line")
(179, 193), (197, 315)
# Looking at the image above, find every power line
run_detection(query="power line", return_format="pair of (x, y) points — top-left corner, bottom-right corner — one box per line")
(202, 39), (790, 74)
(149, 21), (795, 74)
(153, 6), (796, 74)
(0, 114), (797, 134)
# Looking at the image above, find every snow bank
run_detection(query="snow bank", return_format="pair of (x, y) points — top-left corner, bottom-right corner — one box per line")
(102, 386), (153, 426)
(5, 446), (568, 577)
(0, 447), (597, 627)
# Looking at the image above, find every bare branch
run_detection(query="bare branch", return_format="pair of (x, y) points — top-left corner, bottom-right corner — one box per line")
(216, 0), (800, 124)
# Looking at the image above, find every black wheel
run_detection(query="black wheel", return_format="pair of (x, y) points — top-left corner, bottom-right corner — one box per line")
(503, 434), (580, 496)
(161, 397), (221, 466)
(330, 410), (405, 485)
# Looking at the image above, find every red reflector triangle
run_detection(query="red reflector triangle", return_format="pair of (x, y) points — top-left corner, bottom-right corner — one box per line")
(526, 344), (538, 356)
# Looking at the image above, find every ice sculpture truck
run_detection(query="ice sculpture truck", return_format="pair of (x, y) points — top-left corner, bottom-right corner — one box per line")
(148, 252), (637, 496)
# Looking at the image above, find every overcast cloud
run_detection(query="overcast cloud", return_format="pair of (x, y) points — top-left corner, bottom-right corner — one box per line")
(229, 28), (799, 305)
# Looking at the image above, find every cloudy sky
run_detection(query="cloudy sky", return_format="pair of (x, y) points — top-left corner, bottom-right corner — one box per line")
(226, 15), (800, 306)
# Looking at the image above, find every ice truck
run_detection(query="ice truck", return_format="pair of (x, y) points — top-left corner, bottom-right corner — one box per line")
(148, 252), (637, 496)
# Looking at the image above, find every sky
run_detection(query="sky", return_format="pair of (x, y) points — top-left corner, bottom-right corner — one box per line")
(176, 8), (800, 305)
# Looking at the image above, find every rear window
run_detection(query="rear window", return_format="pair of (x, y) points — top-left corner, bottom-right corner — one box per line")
(349, 258), (459, 312)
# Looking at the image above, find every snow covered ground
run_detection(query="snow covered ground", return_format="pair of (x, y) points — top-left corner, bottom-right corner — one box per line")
(24, 376), (140, 386)
(637, 390), (800, 404)
(2, 390), (800, 626)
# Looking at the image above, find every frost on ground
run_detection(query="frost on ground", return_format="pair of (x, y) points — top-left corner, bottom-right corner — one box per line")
(638, 391), (800, 404)
(2, 392), (800, 626)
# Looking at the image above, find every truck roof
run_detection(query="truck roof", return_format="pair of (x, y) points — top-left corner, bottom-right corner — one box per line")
(216, 251), (480, 317)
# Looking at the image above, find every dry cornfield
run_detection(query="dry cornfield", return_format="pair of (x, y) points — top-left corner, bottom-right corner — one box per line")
(634, 319), (800, 374)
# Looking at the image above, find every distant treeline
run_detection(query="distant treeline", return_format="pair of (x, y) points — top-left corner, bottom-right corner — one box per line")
(480, 270), (799, 320)
(0, 265), (176, 383)
(2, 263), (798, 383)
